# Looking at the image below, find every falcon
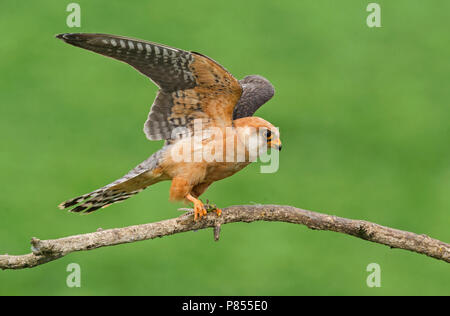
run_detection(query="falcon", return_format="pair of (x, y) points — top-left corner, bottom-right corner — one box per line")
(57, 33), (282, 220)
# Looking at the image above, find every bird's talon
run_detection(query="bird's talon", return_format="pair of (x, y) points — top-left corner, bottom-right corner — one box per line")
(194, 202), (207, 221)
(194, 207), (207, 221)
(187, 194), (221, 221)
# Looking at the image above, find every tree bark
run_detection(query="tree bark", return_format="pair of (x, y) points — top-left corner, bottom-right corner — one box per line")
(1, 205), (449, 270)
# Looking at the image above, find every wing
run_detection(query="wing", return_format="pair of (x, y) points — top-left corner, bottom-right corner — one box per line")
(232, 75), (275, 120)
(57, 33), (242, 141)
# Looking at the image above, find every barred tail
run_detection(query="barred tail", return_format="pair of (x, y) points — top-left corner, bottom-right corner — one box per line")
(58, 185), (145, 214)
(58, 149), (167, 214)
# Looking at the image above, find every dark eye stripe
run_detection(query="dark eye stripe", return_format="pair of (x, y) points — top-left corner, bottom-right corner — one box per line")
(265, 130), (272, 139)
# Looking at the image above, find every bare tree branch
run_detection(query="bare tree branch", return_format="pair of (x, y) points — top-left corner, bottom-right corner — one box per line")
(1, 205), (449, 270)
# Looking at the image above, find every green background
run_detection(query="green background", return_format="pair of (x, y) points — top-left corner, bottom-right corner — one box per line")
(1, 0), (449, 295)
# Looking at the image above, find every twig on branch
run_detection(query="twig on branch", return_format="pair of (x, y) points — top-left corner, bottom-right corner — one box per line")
(1, 205), (449, 270)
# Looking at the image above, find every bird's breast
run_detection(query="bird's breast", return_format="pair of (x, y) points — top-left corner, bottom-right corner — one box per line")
(204, 161), (251, 182)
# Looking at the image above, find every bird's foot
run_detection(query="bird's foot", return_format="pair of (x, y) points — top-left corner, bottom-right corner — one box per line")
(185, 195), (222, 221)
(186, 194), (207, 221)
(194, 200), (207, 221)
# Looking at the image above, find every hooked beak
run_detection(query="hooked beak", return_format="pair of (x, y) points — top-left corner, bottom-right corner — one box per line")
(270, 138), (282, 151)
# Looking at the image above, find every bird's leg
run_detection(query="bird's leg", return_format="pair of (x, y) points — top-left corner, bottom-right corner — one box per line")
(189, 183), (221, 218)
(186, 193), (207, 221)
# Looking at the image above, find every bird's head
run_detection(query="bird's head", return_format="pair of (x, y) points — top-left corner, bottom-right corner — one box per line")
(233, 117), (282, 155)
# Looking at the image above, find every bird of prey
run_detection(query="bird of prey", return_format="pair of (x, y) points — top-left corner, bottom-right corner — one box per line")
(57, 33), (281, 220)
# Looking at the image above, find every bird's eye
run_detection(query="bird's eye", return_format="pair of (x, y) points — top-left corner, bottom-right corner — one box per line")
(264, 130), (272, 140)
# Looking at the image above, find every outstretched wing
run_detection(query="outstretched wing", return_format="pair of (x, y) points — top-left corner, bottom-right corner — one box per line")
(57, 33), (242, 141)
(233, 75), (275, 120)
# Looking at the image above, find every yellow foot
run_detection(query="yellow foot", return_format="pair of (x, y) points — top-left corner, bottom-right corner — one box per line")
(193, 201), (207, 221)
(186, 194), (207, 221)
(214, 209), (222, 216)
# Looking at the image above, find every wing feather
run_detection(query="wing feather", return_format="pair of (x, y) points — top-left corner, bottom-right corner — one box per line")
(57, 33), (242, 141)
(233, 75), (275, 119)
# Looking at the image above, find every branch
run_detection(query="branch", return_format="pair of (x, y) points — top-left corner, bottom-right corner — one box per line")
(1, 205), (449, 270)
